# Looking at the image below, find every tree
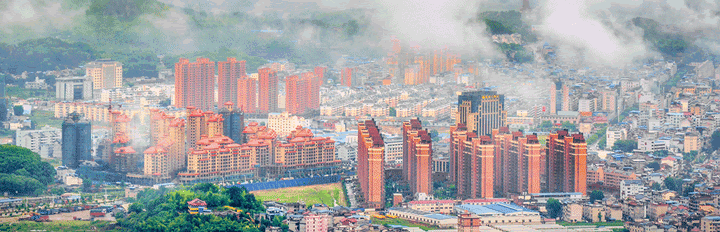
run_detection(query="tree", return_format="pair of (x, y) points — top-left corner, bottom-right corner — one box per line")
(653, 150), (669, 157)
(538, 121), (553, 130)
(546, 198), (562, 219)
(664, 177), (683, 192)
(82, 178), (92, 192)
(13, 105), (23, 116)
(712, 130), (720, 151)
(651, 182), (662, 191)
(560, 121), (576, 131)
(0, 145), (56, 195)
(389, 107), (396, 117)
(683, 150), (698, 162)
(589, 190), (605, 202)
(612, 140), (637, 153)
(646, 161), (661, 171)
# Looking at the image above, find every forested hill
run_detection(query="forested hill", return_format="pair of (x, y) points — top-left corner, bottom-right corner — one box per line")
(0, 145), (56, 196)
(0, 0), (375, 77)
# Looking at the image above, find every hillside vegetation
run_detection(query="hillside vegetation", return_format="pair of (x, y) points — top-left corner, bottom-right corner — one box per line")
(0, 145), (56, 195)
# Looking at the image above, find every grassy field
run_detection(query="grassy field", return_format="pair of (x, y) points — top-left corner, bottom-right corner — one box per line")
(29, 110), (63, 129)
(251, 183), (346, 206)
(7, 86), (52, 100)
(0, 220), (119, 231)
(372, 217), (441, 231)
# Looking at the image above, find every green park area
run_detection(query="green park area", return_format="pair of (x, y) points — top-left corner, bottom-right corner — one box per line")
(251, 183), (346, 207)
(29, 110), (63, 129)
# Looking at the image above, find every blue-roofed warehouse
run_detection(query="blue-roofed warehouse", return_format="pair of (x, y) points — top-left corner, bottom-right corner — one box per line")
(454, 203), (542, 225)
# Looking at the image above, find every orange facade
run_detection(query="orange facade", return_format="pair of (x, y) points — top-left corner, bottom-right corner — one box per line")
(174, 58), (215, 110)
(358, 119), (385, 208)
(258, 67), (278, 113)
(276, 126), (337, 169)
(341, 67), (352, 87)
(218, 57), (246, 106)
(402, 118), (433, 195)
(450, 124), (494, 199)
(237, 76), (257, 114)
(286, 72), (320, 115)
(546, 130), (587, 194)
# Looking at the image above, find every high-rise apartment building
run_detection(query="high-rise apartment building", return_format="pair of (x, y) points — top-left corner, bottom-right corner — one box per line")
(267, 112), (308, 137)
(456, 91), (507, 136)
(314, 66), (326, 84)
(286, 72), (320, 115)
(85, 59), (122, 89)
(550, 81), (571, 115)
(61, 112), (92, 168)
(449, 124), (494, 199)
(601, 90), (617, 112)
(174, 58), (215, 110)
(219, 102), (245, 144)
(146, 109), (188, 178)
(286, 74), (308, 115)
(237, 76), (257, 114)
(491, 127), (510, 193)
(402, 118), (432, 195)
(273, 126), (338, 176)
(498, 132), (542, 194)
(341, 67), (352, 87)
(109, 111), (136, 173)
(218, 57), (246, 106)
(546, 130), (587, 194)
(358, 119), (385, 208)
(258, 67), (278, 113)
(56, 76), (93, 101)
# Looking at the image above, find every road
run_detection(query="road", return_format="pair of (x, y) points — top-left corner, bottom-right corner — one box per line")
(345, 181), (358, 208)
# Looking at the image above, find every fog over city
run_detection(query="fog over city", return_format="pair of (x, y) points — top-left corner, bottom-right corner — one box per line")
(3, 0), (720, 231)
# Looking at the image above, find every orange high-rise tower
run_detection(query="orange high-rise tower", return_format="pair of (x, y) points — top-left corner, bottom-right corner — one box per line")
(237, 76), (257, 114)
(174, 58), (215, 110)
(258, 67), (278, 113)
(450, 124), (494, 199)
(546, 130), (587, 194)
(285, 74), (308, 115)
(218, 57), (246, 106)
(341, 67), (352, 87)
(358, 119), (385, 208)
(402, 118), (432, 195)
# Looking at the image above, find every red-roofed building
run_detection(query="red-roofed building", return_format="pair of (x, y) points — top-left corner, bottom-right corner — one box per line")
(179, 133), (252, 182)
(269, 126), (337, 177)
(187, 198), (209, 214)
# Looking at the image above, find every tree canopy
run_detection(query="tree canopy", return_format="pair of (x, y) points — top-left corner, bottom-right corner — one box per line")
(711, 130), (720, 152)
(589, 190), (605, 202)
(0, 145), (56, 195)
(118, 184), (268, 232)
(612, 140), (637, 153)
(546, 198), (562, 219)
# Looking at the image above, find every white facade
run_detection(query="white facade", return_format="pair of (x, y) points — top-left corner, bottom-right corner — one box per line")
(606, 127), (626, 149)
(86, 59), (123, 89)
(56, 76), (94, 101)
(267, 112), (310, 136)
(384, 134), (402, 165)
(620, 180), (645, 199)
(15, 127), (62, 159)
